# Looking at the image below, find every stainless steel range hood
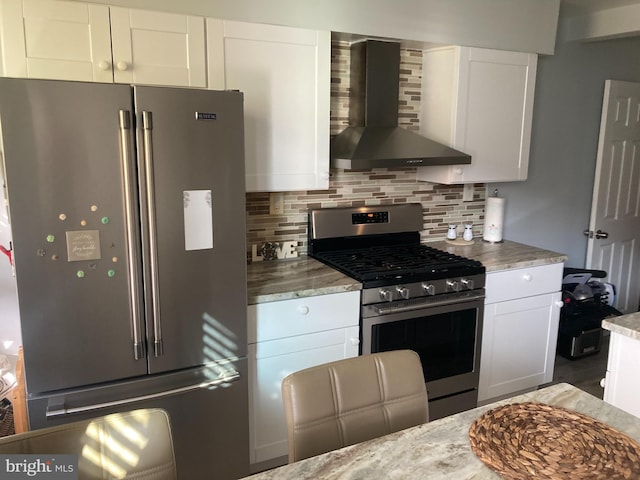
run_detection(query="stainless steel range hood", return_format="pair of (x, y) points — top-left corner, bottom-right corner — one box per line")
(331, 40), (471, 170)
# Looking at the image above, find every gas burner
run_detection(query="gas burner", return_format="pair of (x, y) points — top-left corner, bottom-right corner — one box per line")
(312, 243), (484, 288)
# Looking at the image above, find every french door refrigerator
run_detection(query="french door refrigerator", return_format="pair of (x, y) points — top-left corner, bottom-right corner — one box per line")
(0, 77), (249, 479)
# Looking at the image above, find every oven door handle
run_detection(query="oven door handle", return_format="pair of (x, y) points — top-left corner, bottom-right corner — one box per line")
(371, 292), (485, 315)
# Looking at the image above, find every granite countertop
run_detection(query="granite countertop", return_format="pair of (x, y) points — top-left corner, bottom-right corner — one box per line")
(247, 257), (361, 304)
(242, 383), (640, 480)
(603, 312), (640, 340)
(247, 240), (566, 304)
(428, 239), (567, 272)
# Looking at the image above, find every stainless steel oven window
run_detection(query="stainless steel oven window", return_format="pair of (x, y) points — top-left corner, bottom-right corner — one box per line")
(361, 296), (484, 400)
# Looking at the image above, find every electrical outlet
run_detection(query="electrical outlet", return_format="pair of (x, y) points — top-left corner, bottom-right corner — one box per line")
(269, 192), (284, 215)
(463, 184), (474, 202)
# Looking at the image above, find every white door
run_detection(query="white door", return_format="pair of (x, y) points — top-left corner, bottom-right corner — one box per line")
(0, 0), (112, 82)
(586, 80), (640, 314)
(109, 7), (205, 87)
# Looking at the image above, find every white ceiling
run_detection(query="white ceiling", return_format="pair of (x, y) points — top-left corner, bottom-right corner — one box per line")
(562, 0), (640, 16)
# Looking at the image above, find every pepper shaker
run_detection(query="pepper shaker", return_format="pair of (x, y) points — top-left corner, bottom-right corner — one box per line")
(447, 224), (457, 240)
(463, 224), (473, 241)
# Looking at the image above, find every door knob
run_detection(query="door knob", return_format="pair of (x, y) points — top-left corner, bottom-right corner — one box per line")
(584, 229), (609, 239)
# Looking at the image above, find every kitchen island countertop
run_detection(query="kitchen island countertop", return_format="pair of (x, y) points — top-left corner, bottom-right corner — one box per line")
(603, 311), (640, 340)
(241, 382), (640, 480)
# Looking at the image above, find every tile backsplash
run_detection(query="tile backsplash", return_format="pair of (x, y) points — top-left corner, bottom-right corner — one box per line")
(246, 40), (486, 258)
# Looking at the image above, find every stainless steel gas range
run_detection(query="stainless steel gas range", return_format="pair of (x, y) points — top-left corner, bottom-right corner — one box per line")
(308, 203), (486, 420)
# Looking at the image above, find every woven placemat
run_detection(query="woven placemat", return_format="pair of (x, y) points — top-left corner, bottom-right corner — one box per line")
(469, 402), (640, 480)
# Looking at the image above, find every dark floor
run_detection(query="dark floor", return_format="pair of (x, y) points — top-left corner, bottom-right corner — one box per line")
(548, 332), (609, 398)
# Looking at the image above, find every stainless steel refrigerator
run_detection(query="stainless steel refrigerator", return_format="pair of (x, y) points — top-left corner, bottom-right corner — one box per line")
(0, 78), (249, 479)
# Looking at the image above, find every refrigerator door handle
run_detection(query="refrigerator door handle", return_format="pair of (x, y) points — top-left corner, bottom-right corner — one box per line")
(142, 110), (163, 358)
(45, 369), (241, 418)
(119, 110), (145, 361)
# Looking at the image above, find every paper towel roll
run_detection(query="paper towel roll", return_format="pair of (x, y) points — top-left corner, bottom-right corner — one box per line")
(483, 196), (505, 243)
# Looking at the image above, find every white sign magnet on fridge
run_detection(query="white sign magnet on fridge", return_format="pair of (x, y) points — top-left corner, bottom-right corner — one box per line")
(183, 190), (213, 251)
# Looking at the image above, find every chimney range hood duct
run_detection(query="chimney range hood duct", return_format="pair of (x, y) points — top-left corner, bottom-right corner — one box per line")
(331, 40), (471, 169)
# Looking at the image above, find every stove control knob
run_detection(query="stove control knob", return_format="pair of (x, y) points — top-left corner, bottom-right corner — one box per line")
(396, 286), (410, 299)
(461, 278), (474, 290)
(446, 280), (461, 292)
(422, 283), (435, 295)
(379, 289), (393, 302)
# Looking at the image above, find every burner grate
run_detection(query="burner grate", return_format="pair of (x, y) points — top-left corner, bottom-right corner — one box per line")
(314, 244), (483, 284)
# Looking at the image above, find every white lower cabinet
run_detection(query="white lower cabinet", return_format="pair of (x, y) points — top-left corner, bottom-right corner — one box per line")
(478, 263), (563, 404)
(603, 331), (640, 418)
(247, 291), (360, 467)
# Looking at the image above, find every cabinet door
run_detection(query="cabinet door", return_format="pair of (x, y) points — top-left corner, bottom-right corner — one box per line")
(249, 326), (359, 464)
(110, 7), (205, 87)
(478, 292), (561, 403)
(604, 332), (640, 418)
(0, 0), (112, 81)
(418, 47), (537, 184)
(208, 19), (330, 192)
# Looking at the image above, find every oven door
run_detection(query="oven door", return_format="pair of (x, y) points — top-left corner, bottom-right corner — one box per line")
(361, 292), (484, 406)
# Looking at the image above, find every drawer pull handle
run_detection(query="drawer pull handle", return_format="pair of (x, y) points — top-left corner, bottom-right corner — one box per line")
(523, 274), (532, 282)
(297, 305), (310, 315)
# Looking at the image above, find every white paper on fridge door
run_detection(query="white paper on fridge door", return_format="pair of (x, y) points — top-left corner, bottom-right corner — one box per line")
(183, 190), (213, 251)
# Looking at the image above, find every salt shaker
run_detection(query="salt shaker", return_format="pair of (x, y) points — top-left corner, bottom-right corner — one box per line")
(447, 224), (457, 240)
(463, 224), (473, 241)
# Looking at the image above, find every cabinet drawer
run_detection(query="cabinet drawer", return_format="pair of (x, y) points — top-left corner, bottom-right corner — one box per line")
(485, 263), (563, 304)
(248, 291), (360, 344)
(255, 327), (359, 359)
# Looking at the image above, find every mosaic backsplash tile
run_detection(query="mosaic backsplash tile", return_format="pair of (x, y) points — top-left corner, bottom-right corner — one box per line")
(246, 40), (486, 259)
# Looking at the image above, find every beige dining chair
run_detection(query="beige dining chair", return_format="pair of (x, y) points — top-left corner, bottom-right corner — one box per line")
(281, 349), (429, 463)
(0, 408), (177, 480)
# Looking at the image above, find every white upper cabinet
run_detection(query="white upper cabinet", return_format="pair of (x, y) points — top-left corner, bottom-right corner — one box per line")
(0, 0), (112, 81)
(109, 7), (205, 87)
(0, 0), (206, 87)
(207, 19), (330, 192)
(417, 46), (537, 184)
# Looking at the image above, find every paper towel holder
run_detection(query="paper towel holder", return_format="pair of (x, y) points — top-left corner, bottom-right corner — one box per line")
(483, 188), (505, 244)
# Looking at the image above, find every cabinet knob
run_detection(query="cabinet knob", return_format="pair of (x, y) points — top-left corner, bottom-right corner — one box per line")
(454, 168), (463, 175)
(116, 61), (129, 71)
(98, 60), (111, 71)
(350, 337), (360, 346)
(523, 274), (532, 282)
(554, 300), (564, 308)
(297, 305), (309, 315)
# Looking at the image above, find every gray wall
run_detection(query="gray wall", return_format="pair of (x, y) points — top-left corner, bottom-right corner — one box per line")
(491, 34), (640, 267)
